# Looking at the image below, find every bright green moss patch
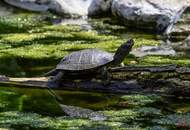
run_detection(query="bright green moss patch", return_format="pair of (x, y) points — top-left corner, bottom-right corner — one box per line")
(0, 11), (190, 78)
(139, 55), (190, 67)
(0, 12), (189, 77)
(0, 13), (50, 34)
(120, 94), (162, 107)
(133, 38), (161, 48)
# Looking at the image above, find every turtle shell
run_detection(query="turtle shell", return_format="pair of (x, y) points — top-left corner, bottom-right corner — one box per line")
(56, 49), (114, 71)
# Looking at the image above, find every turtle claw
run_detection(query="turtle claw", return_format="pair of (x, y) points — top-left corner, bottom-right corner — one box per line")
(102, 80), (111, 86)
(47, 81), (60, 88)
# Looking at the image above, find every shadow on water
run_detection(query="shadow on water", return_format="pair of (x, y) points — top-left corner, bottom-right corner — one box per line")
(1, 84), (190, 129)
(0, 56), (60, 77)
(0, 85), (120, 116)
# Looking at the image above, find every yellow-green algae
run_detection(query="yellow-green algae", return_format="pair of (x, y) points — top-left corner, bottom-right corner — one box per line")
(0, 13), (189, 68)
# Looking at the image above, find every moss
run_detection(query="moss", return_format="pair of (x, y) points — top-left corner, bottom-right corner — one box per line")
(120, 94), (162, 107)
(139, 56), (190, 67)
(1, 12), (189, 73)
(153, 113), (190, 129)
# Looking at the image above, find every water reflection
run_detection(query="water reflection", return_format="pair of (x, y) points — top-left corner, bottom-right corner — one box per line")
(0, 1), (14, 16)
(0, 85), (190, 129)
(0, 56), (58, 77)
(0, 86), (119, 116)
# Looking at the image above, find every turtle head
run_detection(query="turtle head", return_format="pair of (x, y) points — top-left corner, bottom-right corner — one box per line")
(112, 39), (134, 65)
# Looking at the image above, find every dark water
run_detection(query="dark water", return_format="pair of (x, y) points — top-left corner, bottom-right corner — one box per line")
(0, 85), (120, 115)
(0, 84), (190, 129)
(0, 56), (59, 77)
(0, 84), (189, 114)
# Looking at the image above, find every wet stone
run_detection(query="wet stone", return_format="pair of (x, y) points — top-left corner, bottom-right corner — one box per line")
(167, 7), (190, 42)
(131, 45), (176, 57)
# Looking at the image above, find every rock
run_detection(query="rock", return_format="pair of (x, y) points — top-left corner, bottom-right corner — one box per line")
(4, 0), (92, 17)
(0, 75), (9, 81)
(112, 0), (188, 33)
(171, 35), (190, 53)
(4, 0), (49, 12)
(60, 104), (107, 121)
(184, 36), (190, 46)
(88, 0), (112, 16)
(167, 7), (190, 42)
(48, 0), (92, 17)
(131, 45), (176, 57)
(0, 1), (14, 16)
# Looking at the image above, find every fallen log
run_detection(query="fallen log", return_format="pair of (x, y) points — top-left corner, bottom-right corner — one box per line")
(110, 64), (190, 73)
(0, 75), (143, 93)
(0, 64), (190, 97)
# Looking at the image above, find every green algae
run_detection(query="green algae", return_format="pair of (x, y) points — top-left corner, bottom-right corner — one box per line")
(1, 12), (190, 77)
(0, 86), (190, 130)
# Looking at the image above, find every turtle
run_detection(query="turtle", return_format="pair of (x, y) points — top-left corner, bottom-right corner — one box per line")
(45, 39), (134, 87)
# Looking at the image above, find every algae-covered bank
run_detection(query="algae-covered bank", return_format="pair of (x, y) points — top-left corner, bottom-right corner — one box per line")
(1, 1), (190, 130)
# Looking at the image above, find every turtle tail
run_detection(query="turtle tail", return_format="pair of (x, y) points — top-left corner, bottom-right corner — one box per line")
(43, 68), (58, 76)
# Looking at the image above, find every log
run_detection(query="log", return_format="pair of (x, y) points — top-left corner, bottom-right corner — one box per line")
(0, 75), (143, 93)
(110, 64), (190, 73)
(0, 64), (190, 97)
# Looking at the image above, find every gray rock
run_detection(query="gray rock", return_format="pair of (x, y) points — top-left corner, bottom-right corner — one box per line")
(171, 35), (190, 53)
(60, 104), (107, 121)
(48, 0), (92, 17)
(0, 1), (14, 16)
(112, 0), (188, 33)
(88, 0), (113, 16)
(131, 45), (176, 57)
(167, 8), (190, 42)
(4, 0), (49, 12)
(184, 36), (190, 46)
(4, 0), (92, 17)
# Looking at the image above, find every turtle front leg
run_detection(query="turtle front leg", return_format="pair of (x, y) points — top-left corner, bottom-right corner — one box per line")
(120, 62), (125, 67)
(100, 67), (110, 86)
(47, 71), (65, 88)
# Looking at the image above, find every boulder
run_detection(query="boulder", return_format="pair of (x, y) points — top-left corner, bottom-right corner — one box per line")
(48, 0), (92, 17)
(171, 35), (190, 53)
(4, 0), (92, 17)
(0, 1), (14, 16)
(4, 0), (49, 12)
(131, 45), (176, 57)
(88, 0), (113, 16)
(167, 7), (190, 42)
(112, 0), (188, 33)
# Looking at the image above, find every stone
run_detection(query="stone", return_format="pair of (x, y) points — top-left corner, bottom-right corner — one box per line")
(48, 0), (92, 17)
(167, 7), (190, 42)
(4, 0), (92, 17)
(131, 45), (176, 57)
(88, 0), (112, 16)
(111, 0), (188, 33)
(171, 35), (190, 53)
(0, 1), (14, 16)
(4, 0), (49, 12)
